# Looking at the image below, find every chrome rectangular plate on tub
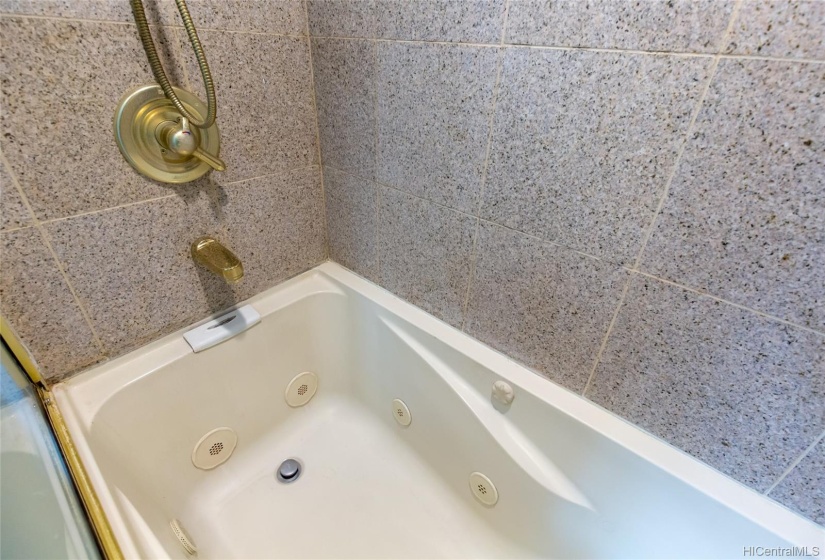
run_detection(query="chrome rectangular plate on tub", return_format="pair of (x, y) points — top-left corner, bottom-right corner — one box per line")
(183, 305), (261, 352)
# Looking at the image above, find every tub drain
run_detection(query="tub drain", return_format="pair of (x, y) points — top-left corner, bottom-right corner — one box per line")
(277, 458), (302, 483)
(170, 518), (197, 555)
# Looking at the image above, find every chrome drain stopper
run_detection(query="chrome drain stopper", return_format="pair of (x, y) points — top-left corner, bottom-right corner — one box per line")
(277, 458), (302, 483)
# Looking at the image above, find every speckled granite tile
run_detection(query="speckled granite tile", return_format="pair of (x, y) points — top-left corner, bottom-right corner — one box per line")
(0, 228), (102, 379)
(325, 167), (379, 280)
(181, 30), (318, 184)
(0, 1), (24, 14)
(312, 38), (376, 178)
(374, 0), (506, 43)
(464, 222), (626, 393)
(306, 0), (376, 38)
(161, 0), (306, 35)
(0, 159), (32, 231)
(43, 195), (220, 354)
(726, 0), (825, 60)
(213, 167), (327, 300)
(0, 0), (168, 22)
(641, 59), (825, 330)
(0, 18), (184, 220)
(588, 275), (825, 491)
(376, 42), (498, 213)
(482, 49), (712, 264)
(769, 437), (825, 526)
(378, 187), (476, 327)
(505, 0), (733, 53)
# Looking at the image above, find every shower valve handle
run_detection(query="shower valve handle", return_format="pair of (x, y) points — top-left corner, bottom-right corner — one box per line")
(158, 116), (226, 172)
(192, 146), (226, 172)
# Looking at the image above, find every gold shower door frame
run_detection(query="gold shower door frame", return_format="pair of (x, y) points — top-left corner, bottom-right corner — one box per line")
(1, 316), (124, 560)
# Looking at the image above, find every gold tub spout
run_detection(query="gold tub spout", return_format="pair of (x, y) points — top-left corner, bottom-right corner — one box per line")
(191, 237), (244, 283)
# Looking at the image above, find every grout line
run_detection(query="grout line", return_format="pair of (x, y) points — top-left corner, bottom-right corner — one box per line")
(0, 12), (151, 25)
(336, 168), (609, 264)
(632, 270), (825, 337)
(581, 279), (632, 396)
(0, 151), (107, 356)
(375, 178), (479, 221)
(325, 164), (825, 340)
(631, 57), (721, 271)
(217, 164), (322, 187)
(460, 217), (481, 332)
(311, 34), (711, 55)
(459, 216), (481, 331)
(0, 12), (309, 39)
(764, 430), (825, 495)
(302, 2), (330, 260)
(632, 0), (742, 273)
(320, 164), (375, 185)
(39, 194), (177, 226)
(715, 0), (744, 55)
(4, 11), (825, 65)
(37, 164), (322, 227)
(0, 151), (39, 230)
(498, 0), (511, 45)
(307, 34), (825, 65)
(35, 226), (107, 355)
(474, 48), (506, 218)
(165, 26), (308, 40)
(375, 182), (383, 281)
(461, 38), (507, 329)
(0, 224), (32, 234)
(473, 217), (616, 265)
(583, 2), (754, 397)
(717, 53), (825, 65)
(372, 40), (382, 280)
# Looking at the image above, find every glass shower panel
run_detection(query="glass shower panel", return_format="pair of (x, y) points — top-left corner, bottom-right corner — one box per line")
(0, 343), (100, 559)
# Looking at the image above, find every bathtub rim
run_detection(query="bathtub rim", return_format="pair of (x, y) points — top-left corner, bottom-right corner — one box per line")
(51, 261), (825, 557)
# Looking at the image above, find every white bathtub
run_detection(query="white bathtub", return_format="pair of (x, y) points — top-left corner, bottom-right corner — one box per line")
(53, 263), (824, 559)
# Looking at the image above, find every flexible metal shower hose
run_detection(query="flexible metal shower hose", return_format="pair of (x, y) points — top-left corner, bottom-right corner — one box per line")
(130, 0), (217, 128)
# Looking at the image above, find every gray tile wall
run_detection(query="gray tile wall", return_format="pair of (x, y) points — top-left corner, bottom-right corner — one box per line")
(0, 1), (326, 379)
(311, 0), (825, 526)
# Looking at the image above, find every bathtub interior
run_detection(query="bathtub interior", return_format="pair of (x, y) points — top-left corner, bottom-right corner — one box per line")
(57, 268), (814, 559)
